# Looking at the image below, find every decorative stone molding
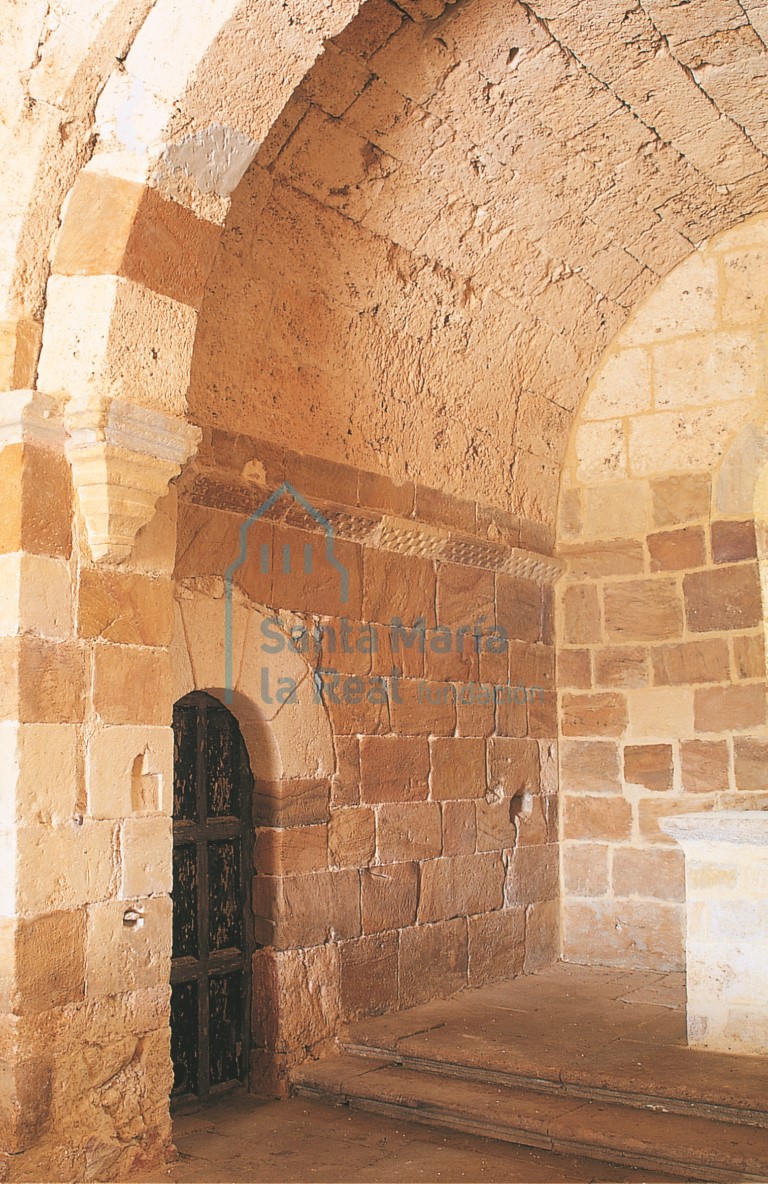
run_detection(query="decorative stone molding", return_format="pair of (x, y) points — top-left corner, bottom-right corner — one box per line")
(65, 397), (201, 562)
(183, 469), (564, 584)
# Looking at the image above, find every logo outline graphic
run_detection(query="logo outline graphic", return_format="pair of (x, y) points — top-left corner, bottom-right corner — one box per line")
(224, 481), (350, 703)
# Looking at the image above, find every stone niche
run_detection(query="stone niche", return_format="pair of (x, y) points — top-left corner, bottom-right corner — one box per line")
(661, 811), (768, 1055)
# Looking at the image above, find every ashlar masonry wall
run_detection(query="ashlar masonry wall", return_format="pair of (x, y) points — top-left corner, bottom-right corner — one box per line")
(557, 213), (768, 971)
(175, 434), (561, 1089)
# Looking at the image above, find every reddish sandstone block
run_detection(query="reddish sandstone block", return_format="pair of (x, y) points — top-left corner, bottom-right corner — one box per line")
(558, 648), (591, 689)
(429, 737), (486, 800)
(376, 801), (442, 862)
(456, 696), (495, 737)
(508, 641), (555, 691)
(271, 524), (363, 618)
(284, 450), (359, 508)
(477, 644), (507, 687)
(694, 683), (766, 732)
(389, 678), (456, 736)
(563, 795), (632, 842)
(398, 917), (468, 1007)
(612, 846), (685, 902)
(651, 473), (710, 528)
(648, 526), (705, 572)
(732, 633), (766, 680)
(253, 778), (331, 827)
(256, 869), (361, 949)
(524, 898), (560, 973)
(326, 687), (390, 736)
(593, 646), (649, 688)
(651, 638), (729, 685)
(559, 740), (620, 793)
(426, 629), (478, 683)
(418, 853), (504, 922)
(435, 563), (494, 627)
(624, 744), (673, 792)
(560, 539), (645, 579)
(331, 736), (360, 806)
(254, 825), (328, 875)
(371, 620), (425, 679)
(680, 739), (730, 792)
(733, 737), (768, 791)
(360, 735), (429, 802)
(561, 583), (601, 645)
(560, 692), (627, 737)
(361, 861), (418, 933)
(363, 550), (436, 628)
(684, 564), (761, 633)
(604, 578), (683, 642)
(487, 737), (540, 800)
(358, 470), (414, 516)
(340, 932), (397, 1018)
(528, 690), (557, 738)
(328, 807), (375, 867)
(318, 616), (373, 677)
(711, 519), (757, 564)
(496, 575), (543, 642)
(468, 908), (525, 985)
(495, 693), (528, 737)
(22, 447), (73, 559)
(475, 798), (518, 852)
(505, 844), (558, 904)
(442, 799), (478, 855)
(415, 486), (476, 533)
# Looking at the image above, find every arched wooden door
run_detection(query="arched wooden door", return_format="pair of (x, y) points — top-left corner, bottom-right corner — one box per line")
(170, 692), (254, 1102)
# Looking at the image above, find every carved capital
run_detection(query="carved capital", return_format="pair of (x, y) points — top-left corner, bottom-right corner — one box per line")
(65, 397), (201, 562)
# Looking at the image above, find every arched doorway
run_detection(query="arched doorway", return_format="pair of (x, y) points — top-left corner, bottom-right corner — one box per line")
(170, 691), (255, 1102)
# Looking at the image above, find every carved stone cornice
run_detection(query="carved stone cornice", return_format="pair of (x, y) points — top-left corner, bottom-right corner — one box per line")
(0, 389), (65, 447)
(65, 397), (201, 562)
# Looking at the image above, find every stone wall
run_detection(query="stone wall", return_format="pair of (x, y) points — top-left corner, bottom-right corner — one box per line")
(173, 431), (560, 1090)
(0, 420), (178, 1183)
(557, 214), (768, 972)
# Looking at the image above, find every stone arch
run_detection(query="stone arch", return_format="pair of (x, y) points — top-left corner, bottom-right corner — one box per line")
(556, 211), (768, 973)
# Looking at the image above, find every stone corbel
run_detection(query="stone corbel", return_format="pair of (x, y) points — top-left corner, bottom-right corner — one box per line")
(65, 397), (201, 562)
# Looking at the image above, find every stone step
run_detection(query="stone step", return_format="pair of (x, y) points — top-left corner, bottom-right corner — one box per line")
(293, 1054), (768, 1183)
(341, 1037), (768, 1129)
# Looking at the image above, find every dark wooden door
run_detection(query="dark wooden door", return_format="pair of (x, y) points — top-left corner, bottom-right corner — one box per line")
(170, 692), (253, 1102)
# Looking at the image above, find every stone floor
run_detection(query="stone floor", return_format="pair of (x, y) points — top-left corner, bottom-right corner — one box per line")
(130, 1090), (668, 1183)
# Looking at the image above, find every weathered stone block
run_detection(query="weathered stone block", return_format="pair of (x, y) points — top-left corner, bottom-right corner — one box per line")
(561, 582), (601, 644)
(651, 473), (710, 527)
(398, 917), (468, 1007)
(328, 807), (375, 868)
(684, 564), (761, 632)
(85, 896), (171, 997)
(505, 845), (558, 905)
(559, 739), (620, 793)
(361, 861), (418, 933)
(255, 869), (361, 949)
(467, 907), (525, 985)
(253, 778), (331, 828)
(563, 795), (632, 842)
(593, 645), (649, 688)
(711, 519), (757, 564)
(562, 843), (610, 896)
(435, 562), (494, 627)
(681, 739), (731, 792)
(255, 824), (329, 875)
(429, 736), (486, 800)
(695, 683), (766, 732)
(648, 526), (705, 571)
(560, 692), (627, 736)
(604, 578), (683, 641)
(651, 638), (729, 685)
(624, 744), (673, 791)
(613, 847), (685, 902)
(376, 801), (442, 862)
(78, 570), (174, 646)
(120, 817), (172, 897)
(359, 735), (429, 802)
(418, 852), (504, 922)
(92, 645), (171, 726)
(340, 932), (398, 1018)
